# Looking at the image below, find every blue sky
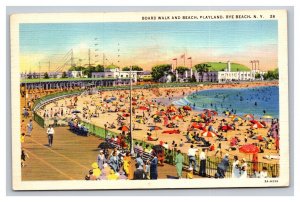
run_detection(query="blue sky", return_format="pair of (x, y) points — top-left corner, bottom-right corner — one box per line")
(19, 20), (278, 71)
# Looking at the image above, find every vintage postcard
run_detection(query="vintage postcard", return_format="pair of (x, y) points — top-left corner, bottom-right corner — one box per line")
(10, 10), (289, 190)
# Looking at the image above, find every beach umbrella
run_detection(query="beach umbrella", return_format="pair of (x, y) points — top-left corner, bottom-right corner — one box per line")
(228, 114), (236, 119)
(262, 115), (273, 119)
(139, 106), (149, 111)
(224, 111), (230, 116)
(244, 114), (254, 120)
(210, 110), (218, 116)
(148, 126), (162, 131)
(151, 114), (159, 118)
(136, 119), (144, 124)
(172, 115), (183, 120)
(232, 116), (242, 122)
(201, 131), (217, 138)
(198, 113), (206, 119)
(239, 144), (259, 154)
(155, 111), (165, 116)
(122, 113), (130, 117)
(251, 122), (264, 129)
(72, 110), (81, 114)
(253, 135), (267, 141)
(118, 125), (129, 132)
(132, 102), (137, 105)
(183, 105), (192, 111)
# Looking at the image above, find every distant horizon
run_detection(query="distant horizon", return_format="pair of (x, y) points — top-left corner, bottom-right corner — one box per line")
(20, 20), (278, 72)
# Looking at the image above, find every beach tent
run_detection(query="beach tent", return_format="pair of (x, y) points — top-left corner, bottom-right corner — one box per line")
(201, 131), (217, 138)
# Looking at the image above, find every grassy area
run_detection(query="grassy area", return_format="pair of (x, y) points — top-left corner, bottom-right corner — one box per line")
(21, 77), (129, 83)
(200, 62), (251, 71)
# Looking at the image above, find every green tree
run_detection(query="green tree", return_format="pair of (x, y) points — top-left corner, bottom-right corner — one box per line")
(44, 72), (49, 79)
(175, 66), (189, 75)
(194, 63), (210, 74)
(263, 68), (279, 80)
(62, 71), (67, 78)
(122, 65), (143, 71)
(151, 64), (172, 81)
(255, 72), (261, 79)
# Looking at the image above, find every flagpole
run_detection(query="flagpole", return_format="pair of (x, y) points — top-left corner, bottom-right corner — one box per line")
(129, 65), (134, 154)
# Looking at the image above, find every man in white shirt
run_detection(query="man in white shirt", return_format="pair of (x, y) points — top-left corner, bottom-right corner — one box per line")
(188, 145), (198, 173)
(47, 125), (55, 147)
(199, 148), (207, 177)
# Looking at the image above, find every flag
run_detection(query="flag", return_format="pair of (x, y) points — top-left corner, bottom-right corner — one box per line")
(187, 57), (192, 60)
(173, 58), (177, 60)
(180, 54), (185, 58)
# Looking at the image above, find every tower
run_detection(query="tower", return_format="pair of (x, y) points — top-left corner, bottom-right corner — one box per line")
(227, 60), (231, 72)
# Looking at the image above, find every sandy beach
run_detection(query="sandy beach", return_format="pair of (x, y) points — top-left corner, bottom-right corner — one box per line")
(38, 81), (280, 165)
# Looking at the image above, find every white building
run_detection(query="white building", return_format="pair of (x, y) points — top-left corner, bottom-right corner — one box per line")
(91, 68), (138, 82)
(67, 71), (83, 78)
(194, 61), (266, 83)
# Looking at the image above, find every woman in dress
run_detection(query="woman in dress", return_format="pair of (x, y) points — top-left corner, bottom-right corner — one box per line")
(240, 158), (248, 179)
(232, 156), (240, 178)
(175, 150), (184, 178)
(97, 150), (107, 170)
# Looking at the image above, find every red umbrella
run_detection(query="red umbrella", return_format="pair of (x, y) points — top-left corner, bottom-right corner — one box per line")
(172, 115), (183, 120)
(139, 106), (149, 111)
(251, 122), (264, 129)
(201, 131), (217, 137)
(190, 122), (205, 130)
(122, 113), (130, 117)
(239, 144), (259, 154)
(183, 105), (192, 111)
(118, 125), (129, 132)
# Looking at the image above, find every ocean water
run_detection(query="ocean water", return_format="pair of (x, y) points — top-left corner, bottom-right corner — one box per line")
(173, 86), (279, 118)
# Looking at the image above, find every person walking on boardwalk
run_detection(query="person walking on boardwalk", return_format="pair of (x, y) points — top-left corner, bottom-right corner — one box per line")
(27, 119), (33, 136)
(188, 145), (198, 173)
(175, 149), (184, 178)
(46, 125), (55, 147)
(199, 148), (207, 177)
(150, 153), (158, 180)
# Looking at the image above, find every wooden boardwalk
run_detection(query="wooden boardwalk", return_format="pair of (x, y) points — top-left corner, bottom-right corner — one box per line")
(21, 121), (200, 180)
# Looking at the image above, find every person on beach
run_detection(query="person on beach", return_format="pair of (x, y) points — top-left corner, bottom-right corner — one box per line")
(175, 149), (184, 178)
(46, 125), (54, 147)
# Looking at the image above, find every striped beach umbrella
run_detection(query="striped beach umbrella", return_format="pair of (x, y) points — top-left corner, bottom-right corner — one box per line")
(201, 131), (217, 138)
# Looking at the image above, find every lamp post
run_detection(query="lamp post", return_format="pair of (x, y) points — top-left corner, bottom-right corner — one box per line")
(104, 123), (107, 140)
(129, 65), (134, 154)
